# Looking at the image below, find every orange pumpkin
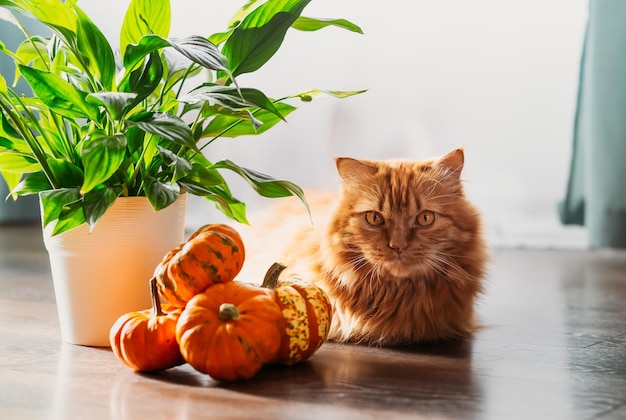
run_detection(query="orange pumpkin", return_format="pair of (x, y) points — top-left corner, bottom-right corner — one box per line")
(110, 278), (184, 371)
(155, 224), (245, 307)
(262, 263), (332, 365)
(176, 281), (284, 381)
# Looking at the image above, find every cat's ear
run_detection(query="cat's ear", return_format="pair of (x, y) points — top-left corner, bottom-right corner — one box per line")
(335, 157), (377, 183)
(436, 147), (464, 179)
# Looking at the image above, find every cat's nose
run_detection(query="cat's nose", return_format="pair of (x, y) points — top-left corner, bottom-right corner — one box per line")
(388, 241), (407, 254)
(388, 228), (409, 253)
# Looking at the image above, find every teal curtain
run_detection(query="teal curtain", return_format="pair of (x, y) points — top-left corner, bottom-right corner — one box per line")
(559, 0), (626, 248)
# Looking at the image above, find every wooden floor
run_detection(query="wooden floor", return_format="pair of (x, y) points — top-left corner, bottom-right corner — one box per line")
(1, 224), (625, 420)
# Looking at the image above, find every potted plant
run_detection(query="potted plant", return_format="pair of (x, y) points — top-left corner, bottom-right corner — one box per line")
(0, 0), (363, 346)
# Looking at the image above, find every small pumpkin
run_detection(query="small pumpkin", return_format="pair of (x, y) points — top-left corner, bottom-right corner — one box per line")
(262, 263), (332, 365)
(155, 223), (245, 307)
(176, 281), (284, 381)
(110, 278), (184, 371)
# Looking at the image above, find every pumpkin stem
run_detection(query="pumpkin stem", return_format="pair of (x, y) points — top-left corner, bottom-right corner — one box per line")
(261, 262), (287, 289)
(218, 303), (239, 321)
(150, 277), (163, 317)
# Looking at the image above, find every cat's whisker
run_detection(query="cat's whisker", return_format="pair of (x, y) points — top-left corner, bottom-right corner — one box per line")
(419, 254), (476, 288)
(364, 263), (384, 297)
(418, 178), (443, 200)
(353, 183), (382, 205)
(437, 165), (463, 183)
(426, 192), (463, 202)
(350, 257), (369, 273)
(417, 248), (470, 260)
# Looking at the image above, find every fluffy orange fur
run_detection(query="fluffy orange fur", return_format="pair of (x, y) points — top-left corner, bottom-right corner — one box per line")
(238, 148), (488, 346)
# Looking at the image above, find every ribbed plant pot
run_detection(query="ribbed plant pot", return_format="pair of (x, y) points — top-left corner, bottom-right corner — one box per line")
(42, 195), (187, 347)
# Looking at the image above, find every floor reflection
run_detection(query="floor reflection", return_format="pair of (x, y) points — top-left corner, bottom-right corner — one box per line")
(561, 251), (626, 418)
(220, 340), (483, 418)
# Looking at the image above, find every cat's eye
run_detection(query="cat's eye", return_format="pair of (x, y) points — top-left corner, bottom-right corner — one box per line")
(416, 210), (436, 227)
(365, 211), (385, 226)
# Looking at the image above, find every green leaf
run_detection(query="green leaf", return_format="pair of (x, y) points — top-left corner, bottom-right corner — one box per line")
(208, 29), (233, 46)
(47, 157), (83, 188)
(0, 151), (40, 173)
(0, 136), (33, 156)
(221, 0), (312, 77)
(73, 3), (116, 90)
(295, 88), (368, 100)
(13, 36), (48, 84)
(198, 104), (262, 133)
(292, 16), (363, 33)
(124, 125), (145, 155)
(18, 65), (100, 120)
(120, 0), (171, 55)
(1, 2), (84, 76)
(86, 92), (138, 121)
(122, 34), (170, 71)
(162, 49), (200, 93)
(1, 0), (77, 33)
(0, 5), (21, 28)
(11, 170), (52, 196)
(81, 132), (126, 194)
(53, 200), (85, 235)
(52, 65), (92, 91)
(180, 85), (284, 119)
(40, 187), (81, 228)
(157, 145), (192, 181)
(0, 100), (22, 139)
(120, 51), (162, 105)
(202, 102), (296, 138)
(226, 0), (266, 29)
(204, 184), (248, 224)
(0, 71), (7, 94)
(123, 35), (228, 76)
(127, 112), (197, 150)
(143, 174), (179, 210)
(0, 170), (21, 196)
(141, 132), (158, 169)
(8, 5), (85, 75)
(130, 51), (163, 98)
(177, 162), (225, 194)
(82, 186), (123, 231)
(213, 159), (309, 208)
(169, 36), (229, 72)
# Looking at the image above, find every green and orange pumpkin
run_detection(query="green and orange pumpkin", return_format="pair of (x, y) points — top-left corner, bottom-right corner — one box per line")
(154, 224), (245, 307)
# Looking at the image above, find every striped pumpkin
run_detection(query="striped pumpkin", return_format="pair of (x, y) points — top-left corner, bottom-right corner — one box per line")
(155, 224), (245, 307)
(262, 263), (332, 365)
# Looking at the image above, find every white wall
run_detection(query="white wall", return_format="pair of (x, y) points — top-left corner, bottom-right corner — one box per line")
(81, 0), (589, 248)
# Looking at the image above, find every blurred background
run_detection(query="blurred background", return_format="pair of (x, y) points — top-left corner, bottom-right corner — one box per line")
(6, 0), (591, 248)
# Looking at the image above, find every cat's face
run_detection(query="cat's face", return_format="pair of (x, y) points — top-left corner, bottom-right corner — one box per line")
(331, 148), (480, 279)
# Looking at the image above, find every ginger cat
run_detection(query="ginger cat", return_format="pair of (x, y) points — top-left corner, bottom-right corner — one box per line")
(238, 148), (488, 345)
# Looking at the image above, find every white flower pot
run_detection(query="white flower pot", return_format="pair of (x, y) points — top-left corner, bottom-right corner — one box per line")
(42, 195), (187, 347)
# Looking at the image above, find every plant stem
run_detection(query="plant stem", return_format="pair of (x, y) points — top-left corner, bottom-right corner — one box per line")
(199, 96), (290, 152)
(49, 113), (75, 162)
(175, 65), (198, 99)
(13, 92), (64, 160)
(17, 21), (50, 72)
(126, 136), (152, 190)
(218, 303), (239, 321)
(149, 277), (163, 317)
(261, 262), (287, 289)
(0, 96), (58, 188)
